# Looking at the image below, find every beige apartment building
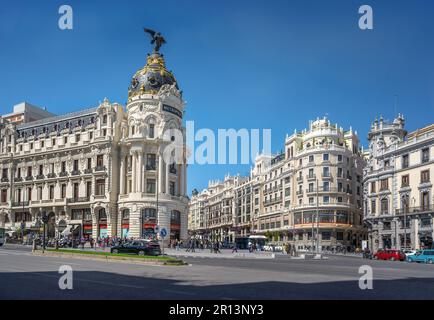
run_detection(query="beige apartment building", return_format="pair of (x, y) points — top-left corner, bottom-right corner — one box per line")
(0, 50), (189, 241)
(189, 118), (366, 250)
(364, 115), (434, 251)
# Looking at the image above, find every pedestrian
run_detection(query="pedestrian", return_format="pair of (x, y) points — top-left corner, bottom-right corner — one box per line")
(232, 243), (238, 253)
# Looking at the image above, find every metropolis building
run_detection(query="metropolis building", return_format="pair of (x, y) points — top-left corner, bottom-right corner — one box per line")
(0, 45), (188, 241)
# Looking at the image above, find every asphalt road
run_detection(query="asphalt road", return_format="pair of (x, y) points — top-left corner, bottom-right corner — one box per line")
(1, 244), (433, 299)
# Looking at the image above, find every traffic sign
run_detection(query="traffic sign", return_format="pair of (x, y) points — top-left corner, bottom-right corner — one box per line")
(160, 228), (167, 238)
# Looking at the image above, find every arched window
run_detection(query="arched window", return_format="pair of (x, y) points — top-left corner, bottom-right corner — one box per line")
(122, 209), (130, 220)
(171, 210), (181, 224)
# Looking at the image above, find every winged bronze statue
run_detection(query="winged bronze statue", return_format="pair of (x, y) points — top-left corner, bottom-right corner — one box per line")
(144, 28), (166, 53)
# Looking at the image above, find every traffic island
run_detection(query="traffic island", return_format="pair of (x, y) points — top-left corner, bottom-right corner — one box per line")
(32, 248), (187, 266)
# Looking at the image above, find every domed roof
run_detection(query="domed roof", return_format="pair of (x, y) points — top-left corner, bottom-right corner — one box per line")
(128, 53), (178, 101)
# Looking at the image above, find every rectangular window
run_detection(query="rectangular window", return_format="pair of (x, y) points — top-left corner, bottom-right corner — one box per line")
(421, 170), (430, 183)
(323, 167), (330, 177)
(380, 179), (388, 191)
(73, 183), (79, 199)
(401, 175), (409, 187)
(38, 165), (43, 176)
(87, 158), (92, 170)
(38, 187), (42, 200)
(381, 198), (389, 214)
(323, 153), (329, 161)
(97, 155), (104, 167)
(61, 161), (66, 173)
(422, 148), (430, 163)
(146, 179), (156, 194)
(371, 181), (376, 193)
(309, 155), (314, 163)
(1, 168), (8, 179)
(371, 200), (376, 214)
(337, 154), (343, 162)
(61, 184), (66, 199)
(149, 124), (155, 138)
(95, 179), (105, 196)
(402, 154), (409, 168)
(322, 232), (331, 241)
(49, 185), (54, 200)
(27, 187), (32, 201)
(169, 181), (176, 196)
(86, 181), (92, 197)
(1, 189), (7, 203)
(146, 154), (156, 170)
(73, 160), (79, 172)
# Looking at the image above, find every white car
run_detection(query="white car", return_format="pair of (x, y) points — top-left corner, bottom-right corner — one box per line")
(403, 250), (417, 258)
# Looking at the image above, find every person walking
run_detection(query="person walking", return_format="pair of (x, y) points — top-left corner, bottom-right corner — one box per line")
(231, 243), (238, 253)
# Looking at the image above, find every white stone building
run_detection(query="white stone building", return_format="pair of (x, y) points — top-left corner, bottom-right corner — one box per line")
(0, 50), (188, 241)
(363, 115), (434, 251)
(189, 118), (366, 250)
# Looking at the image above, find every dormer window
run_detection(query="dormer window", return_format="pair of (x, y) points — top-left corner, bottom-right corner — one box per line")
(103, 115), (107, 124)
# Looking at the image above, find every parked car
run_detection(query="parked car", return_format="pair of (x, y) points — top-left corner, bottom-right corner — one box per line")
(111, 240), (161, 256)
(403, 250), (417, 258)
(407, 249), (434, 264)
(373, 249), (406, 261)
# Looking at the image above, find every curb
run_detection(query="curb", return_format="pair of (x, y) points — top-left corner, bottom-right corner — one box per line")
(32, 251), (187, 266)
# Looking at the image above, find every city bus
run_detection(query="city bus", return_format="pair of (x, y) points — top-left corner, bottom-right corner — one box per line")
(0, 227), (5, 247)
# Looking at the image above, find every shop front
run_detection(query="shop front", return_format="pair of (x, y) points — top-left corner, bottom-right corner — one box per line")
(170, 210), (181, 240)
(121, 209), (130, 239)
(97, 208), (107, 238)
(141, 208), (157, 239)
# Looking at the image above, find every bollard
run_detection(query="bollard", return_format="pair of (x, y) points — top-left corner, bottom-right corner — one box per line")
(32, 239), (37, 252)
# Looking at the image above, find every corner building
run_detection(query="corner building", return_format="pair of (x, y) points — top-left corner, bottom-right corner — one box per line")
(364, 116), (434, 251)
(189, 118), (366, 251)
(0, 51), (188, 241)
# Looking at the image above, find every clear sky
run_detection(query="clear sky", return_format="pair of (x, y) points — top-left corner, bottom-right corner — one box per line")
(1, 0), (434, 194)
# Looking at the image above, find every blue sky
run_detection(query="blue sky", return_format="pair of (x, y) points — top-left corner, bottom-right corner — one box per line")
(1, 0), (434, 194)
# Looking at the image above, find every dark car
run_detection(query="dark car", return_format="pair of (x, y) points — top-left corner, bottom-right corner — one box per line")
(111, 240), (161, 256)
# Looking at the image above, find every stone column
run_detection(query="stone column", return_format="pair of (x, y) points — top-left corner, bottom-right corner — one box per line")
(159, 156), (164, 193)
(138, 152), (143, 193)
(414, 217), (420, 250)
(119, 156), (125, 194)
(131, 152), (136, 193)
(166, 164), (170, 196)
(183, 164), (187, 197)
(91, 209), (98, 240)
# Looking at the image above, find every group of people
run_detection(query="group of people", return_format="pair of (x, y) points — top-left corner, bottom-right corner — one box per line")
(168, 239), (225, 253)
